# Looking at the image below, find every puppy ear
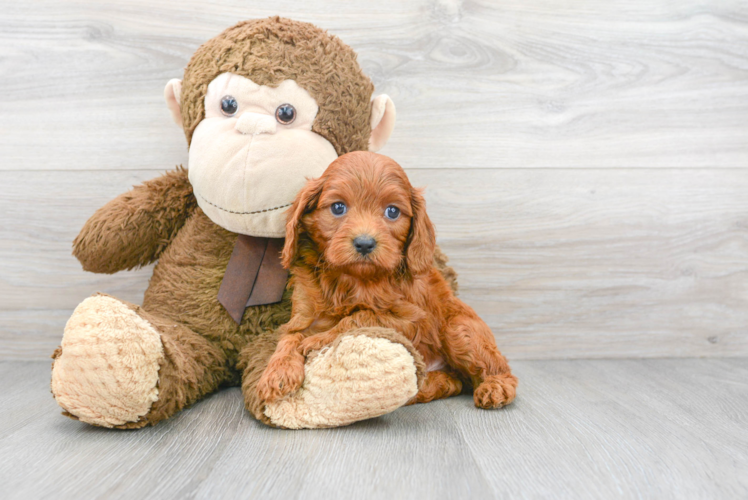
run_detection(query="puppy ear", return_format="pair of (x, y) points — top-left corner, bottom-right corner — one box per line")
(282, 176), (325, 268)
(405, 187), (436, 275)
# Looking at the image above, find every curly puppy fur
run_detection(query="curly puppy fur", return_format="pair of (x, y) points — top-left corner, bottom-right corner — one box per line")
(257, 152), (517, 409)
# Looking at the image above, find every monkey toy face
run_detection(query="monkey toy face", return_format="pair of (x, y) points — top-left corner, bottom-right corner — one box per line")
(187, 72), (338, 236)
(163, 18), (397, 238)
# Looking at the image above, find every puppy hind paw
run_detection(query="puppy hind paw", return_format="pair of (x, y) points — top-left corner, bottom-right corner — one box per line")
(473, 374), (518, 409)
(412, 370), (463, 404)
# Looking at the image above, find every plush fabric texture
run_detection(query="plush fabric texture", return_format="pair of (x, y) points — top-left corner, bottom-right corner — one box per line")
(368, 95), (397, 152)
(72, 167), (197, 274)
(63, 167), (457, 428)
(164, 79), (182, 126)
(54, 17), (460, 429)
(188, 73), (338, 236)
(51, 295), (164, 427)
(180, 17), (375, 155)
(264, 332), (423, 429)
(239, 327), (426, 428)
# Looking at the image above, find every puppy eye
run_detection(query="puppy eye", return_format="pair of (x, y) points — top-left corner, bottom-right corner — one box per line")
(275, 103), (296, 124)
(330, 202), (347, 216)
(384, 206), (401, 220)
(220, 95), (238, 116)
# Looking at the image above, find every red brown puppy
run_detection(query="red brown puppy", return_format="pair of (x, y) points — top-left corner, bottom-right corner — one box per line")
(257, 151), (517, 409)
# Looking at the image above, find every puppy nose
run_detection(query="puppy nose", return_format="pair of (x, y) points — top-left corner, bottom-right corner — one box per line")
(235, 112), (277, 135)
(353, 235), (377, 256)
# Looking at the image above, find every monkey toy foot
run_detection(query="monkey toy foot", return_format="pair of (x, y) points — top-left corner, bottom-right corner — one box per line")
(262, 327), (424, 429)
(51, 294), (164, 427)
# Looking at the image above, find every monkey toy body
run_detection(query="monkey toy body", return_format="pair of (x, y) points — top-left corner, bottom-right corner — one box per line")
(50, 17), (457, 429)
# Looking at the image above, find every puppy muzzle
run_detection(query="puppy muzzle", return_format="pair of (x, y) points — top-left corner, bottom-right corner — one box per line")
(352, 235), (377, 256)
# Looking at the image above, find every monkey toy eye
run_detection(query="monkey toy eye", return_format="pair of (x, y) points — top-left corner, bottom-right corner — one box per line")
(330, 202), (347, 216)
(220, 95), (238, 116)
(275, 103), (296, 124)
(384, 206), (400, 220)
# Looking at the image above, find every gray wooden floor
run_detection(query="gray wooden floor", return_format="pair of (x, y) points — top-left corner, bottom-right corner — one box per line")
(2, 358), (746, 499)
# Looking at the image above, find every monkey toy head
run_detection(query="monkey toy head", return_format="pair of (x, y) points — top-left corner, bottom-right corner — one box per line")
(163, 17), (396, 237)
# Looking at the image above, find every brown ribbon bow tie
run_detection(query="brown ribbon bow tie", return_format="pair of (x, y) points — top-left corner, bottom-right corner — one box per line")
(217, 234), (289, 324)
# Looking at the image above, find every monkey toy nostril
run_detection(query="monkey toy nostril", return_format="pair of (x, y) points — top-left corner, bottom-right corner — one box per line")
(353, 235), (377, 256)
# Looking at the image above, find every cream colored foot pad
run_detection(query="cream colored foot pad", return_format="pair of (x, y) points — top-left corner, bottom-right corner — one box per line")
(51, 295), (164, 427)
(264, 335), (418, 429)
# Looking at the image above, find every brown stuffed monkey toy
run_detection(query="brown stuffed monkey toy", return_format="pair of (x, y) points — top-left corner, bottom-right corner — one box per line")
(50, 17), (458, 429)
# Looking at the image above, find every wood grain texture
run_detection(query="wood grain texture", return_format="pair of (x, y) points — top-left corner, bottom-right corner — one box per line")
(1, 168), (746, 360)
(1, 359), (746, 499)
(0, 0), (747, 170)
(1, 0), (747, 360)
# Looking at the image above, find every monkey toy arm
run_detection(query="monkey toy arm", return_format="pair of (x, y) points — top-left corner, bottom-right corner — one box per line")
(73, 167), (197, 274)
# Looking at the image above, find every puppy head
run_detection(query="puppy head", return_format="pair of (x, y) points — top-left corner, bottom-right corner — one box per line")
(282, 151), (436, 277)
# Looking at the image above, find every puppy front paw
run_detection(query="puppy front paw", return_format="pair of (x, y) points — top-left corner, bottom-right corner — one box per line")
(473, 374), (518, 409)
(299, 333), (337, 356)
(257, 356), (306, 404)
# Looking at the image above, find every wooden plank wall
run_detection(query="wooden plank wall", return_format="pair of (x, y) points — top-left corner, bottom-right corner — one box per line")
(1, 0), (747, 360)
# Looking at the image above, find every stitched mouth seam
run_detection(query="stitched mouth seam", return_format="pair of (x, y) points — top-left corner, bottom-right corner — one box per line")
(197, 193), (292, 215)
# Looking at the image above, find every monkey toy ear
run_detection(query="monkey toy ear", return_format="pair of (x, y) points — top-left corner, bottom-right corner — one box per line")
(164, 79), (183, 129)
(368, 95), (396, 152)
